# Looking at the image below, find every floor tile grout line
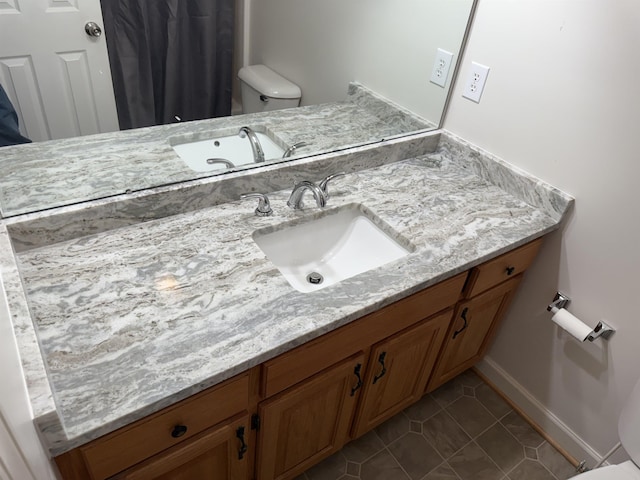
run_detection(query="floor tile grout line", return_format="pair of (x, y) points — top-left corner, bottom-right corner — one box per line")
(536, 452), (566, 480)
(441, 388), (503, 443)
(438, 391), (524, 479)
(504, 455), (527, 476)
(473, 383), (515, 424)
(498, 410), (547, 452)
(428, 387), (466, 410)
(471, 438), (511, 478)
(386, 428), (446, 480)
(348, 425), (405, 469)
(422, 407), (476, 461)
(439, 400), (492, 451)
(417, 460), (464, 480)
(383, 445), (414, 480)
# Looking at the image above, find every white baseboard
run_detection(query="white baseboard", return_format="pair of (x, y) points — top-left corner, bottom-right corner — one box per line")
(475, 356), (604, 467)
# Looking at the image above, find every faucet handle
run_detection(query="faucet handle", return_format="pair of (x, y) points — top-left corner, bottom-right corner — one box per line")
(282, 141), (309, 159)
(318, 172), (346, 199)
(240, 193), (273, 217)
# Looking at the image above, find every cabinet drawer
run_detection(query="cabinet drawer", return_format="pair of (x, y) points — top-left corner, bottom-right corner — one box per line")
(463, 238), (542, 298)
(261, 272), (467, 398)
(80, 373), (250, 480)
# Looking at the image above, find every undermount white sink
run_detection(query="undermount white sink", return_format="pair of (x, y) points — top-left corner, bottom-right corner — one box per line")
(171, 131), (285, 173)
(252, 204), (413, 292)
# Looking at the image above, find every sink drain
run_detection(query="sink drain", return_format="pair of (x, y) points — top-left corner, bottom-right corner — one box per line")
(306, 272), (324, 285)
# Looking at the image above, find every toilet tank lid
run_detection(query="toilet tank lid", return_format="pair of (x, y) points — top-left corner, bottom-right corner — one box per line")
(238, 65), (301, 99)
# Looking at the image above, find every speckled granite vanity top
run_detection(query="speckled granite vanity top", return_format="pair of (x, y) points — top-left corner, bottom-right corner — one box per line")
(1, 131), (573, 455)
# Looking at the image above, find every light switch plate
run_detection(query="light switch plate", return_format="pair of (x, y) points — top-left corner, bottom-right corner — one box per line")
(430, 48), (454, 88)
(462, 62), (490, 103)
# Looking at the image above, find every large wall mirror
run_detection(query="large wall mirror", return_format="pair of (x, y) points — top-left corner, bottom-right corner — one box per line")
(0, 0), (475, 217)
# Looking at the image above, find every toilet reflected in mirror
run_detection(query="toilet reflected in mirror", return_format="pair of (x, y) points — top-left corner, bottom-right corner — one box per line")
(238, 65), (302, 114)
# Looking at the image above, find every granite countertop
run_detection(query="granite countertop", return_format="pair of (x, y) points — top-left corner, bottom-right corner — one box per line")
(1, 131), (573, 456)
(0, 83), (431, 217)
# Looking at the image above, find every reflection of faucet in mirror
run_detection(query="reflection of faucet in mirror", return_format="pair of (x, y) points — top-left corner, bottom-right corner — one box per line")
(3, 0), (475, 144)
(238, 126), (265, 163)
(282, 141), (309, 159)
(0, 0), (477, 218)
(205, 158), (235, 169)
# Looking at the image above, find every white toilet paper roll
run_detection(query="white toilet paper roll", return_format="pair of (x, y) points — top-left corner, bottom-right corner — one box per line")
(551, 308), (593, 341)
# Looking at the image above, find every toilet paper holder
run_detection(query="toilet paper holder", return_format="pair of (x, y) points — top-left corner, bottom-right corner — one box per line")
(547, 292), (616, 342)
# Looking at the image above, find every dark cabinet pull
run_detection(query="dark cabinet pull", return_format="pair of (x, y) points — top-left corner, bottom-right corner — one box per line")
(236, 426), (248, 460)
(171, 424), (188, 438)
(506, 266), (515, 276)
(372, 352), (387, 384)
(350, 363), (363, 396)
(452, 308), (469, 339)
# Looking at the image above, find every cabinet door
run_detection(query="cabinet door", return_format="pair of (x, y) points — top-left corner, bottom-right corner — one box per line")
(113, 414), (250, 480)
(351, 310), (452, 438)
(427, 276), (522, 392)
(256, 354), (365, 480)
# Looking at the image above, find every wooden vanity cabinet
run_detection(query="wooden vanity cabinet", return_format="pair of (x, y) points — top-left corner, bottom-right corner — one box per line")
(256, 354), (365, 480)
(426, 238), (543, 392)
(254, 275), (465, 480)
(55, 371), (257, 480)
(426, 277), (522, 391)
(255, 310), (453, 480)
(350, 309), (452, 438)
(112, 413), (250, 480)
(53, 239), (544, 480)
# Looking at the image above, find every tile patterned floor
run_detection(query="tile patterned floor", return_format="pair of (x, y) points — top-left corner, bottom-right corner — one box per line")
(297, 370), (578, 480)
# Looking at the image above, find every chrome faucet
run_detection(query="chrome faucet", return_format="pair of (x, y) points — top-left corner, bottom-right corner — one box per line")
(287, 181), (327, 209)
(205, 158), (235, 169)
(240, 192), (273, 216)
(282, 141), (309, 159)
(287, 173), (346, 210)
(318, 172), (345, 200)
(238, 126), (265, 163)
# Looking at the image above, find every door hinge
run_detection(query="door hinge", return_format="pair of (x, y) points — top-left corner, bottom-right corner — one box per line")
(251, 413), (260, 431)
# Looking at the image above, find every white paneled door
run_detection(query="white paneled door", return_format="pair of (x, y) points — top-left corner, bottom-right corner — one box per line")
(0, 0), (119, 142)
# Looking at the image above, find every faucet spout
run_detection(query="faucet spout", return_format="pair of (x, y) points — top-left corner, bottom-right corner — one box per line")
(238, 126), (265, 163)
(282, 141), (309, 159)
(287, 181), (326, 209)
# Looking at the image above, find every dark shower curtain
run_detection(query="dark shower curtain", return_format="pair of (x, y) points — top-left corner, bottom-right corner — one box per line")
(101, 0), (234, 130)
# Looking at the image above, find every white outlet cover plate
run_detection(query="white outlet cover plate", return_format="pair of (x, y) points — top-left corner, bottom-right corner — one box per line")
(463, 62), (490, 103)
(429, 48), (454, 88)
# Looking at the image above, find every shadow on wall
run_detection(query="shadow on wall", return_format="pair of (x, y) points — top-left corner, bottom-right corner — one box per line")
(486, 221), (613, 422)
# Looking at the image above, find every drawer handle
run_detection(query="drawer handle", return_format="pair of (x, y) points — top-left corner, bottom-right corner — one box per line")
(506, 266), (516, 276)
(452, 308), (469, 339)
(171, 424), (188, 438)
(372, 352), (387, 384)
(350, 363), (363, 396)
(236, 426), (248, 460)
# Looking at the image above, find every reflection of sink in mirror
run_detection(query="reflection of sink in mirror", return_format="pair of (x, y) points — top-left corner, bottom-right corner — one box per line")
(252, 204), (413, 293)
(172, 132), (285, 173)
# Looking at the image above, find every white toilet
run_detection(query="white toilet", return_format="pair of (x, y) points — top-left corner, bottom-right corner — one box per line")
(238, 65), (301, 114)
(574, 376), (640, 478)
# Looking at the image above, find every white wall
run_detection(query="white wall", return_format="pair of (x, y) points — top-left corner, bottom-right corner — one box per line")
(248, 0), (473, 125)
(0, 279), (56, 479)
(445, 0), (640, 465)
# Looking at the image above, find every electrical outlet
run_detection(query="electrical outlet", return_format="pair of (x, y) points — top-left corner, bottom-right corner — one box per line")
(430, 48), (454, 88)
(462, 62), (490, 103)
